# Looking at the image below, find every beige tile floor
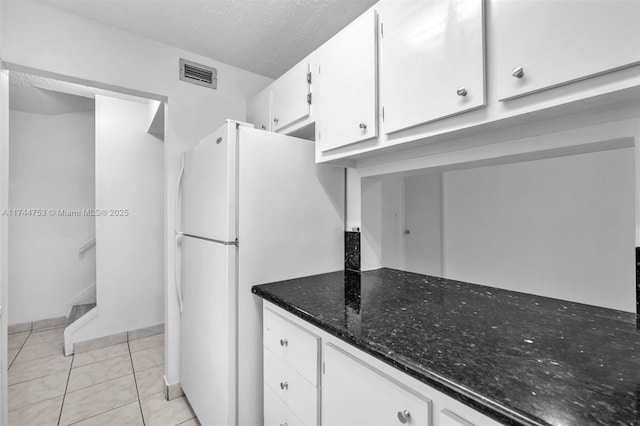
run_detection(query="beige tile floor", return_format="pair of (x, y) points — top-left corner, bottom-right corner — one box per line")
(7, 326), (200, 426)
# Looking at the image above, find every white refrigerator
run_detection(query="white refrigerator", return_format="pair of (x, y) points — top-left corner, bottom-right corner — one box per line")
(175, 120), (344, 426)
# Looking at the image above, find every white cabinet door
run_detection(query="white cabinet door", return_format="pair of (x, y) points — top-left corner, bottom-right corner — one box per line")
(318, 9), (377, 152)
(247, 88), (271, 131)
(494, 0), (640, 101)
(379, 0), (485, 135)
(322, 343), (431, 426)
(271, 61), (310, 132)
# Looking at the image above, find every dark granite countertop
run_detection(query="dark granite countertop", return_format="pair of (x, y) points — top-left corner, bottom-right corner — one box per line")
(251, 268), (640, 426)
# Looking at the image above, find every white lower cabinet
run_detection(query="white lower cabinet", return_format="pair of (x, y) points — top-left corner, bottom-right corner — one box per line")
(264, 384), (306, 426)
(322, 343), (431, 426)
(263, 307), (320, 426)
(439, 409), (475, 426)
(261, 303), (502, 426)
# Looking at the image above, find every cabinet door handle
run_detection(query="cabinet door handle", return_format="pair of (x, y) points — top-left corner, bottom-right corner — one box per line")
(456, 87), (468, 97)
(511, 66), (525, 79)
(280, 381), (288, 390)
(280, 423), (288, 426)
(273, 117), (279, 124)
(280, 338), (288, 347)
(397, 410), (411, 424)
(359, 123), (367, 130)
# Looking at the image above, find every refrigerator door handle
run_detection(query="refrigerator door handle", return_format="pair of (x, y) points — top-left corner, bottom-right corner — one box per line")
(175, 233), (184, 313)
(175, 153), (185, 313)
(174, 153), (185, 234)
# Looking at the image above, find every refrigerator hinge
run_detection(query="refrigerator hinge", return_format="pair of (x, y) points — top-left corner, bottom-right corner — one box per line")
(306, 71), (312, 84)
(307, 93), (312, 105)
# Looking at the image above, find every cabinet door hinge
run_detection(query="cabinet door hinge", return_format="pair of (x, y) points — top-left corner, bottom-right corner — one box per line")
(323, 362), (325, 375)
(307, 71), (312, 84)
(381, 22), (384, 37)
(382, 106), (385, 121)
(307, 93), (312, 105)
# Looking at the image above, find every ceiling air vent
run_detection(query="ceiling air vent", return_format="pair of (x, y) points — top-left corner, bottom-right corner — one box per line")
(179, 58), (217, 89)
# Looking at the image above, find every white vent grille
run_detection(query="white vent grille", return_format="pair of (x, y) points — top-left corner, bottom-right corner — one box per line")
(180, 58), (217, 89)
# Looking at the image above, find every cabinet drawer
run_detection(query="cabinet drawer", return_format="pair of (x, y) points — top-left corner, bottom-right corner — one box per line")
(264, 347), (318, 426)
(323, 343), (431, 426)
(264, 383), (305, 426)
(263, 307), (320, 386)
(439, 409), (475, 426)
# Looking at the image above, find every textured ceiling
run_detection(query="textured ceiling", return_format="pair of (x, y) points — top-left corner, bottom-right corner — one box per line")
(10, 71), (149, 115)
(9, 72), (96, 115)
(35, 0), (379, 78)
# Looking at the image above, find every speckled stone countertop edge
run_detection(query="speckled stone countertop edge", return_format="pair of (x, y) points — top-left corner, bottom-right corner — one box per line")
(251, 286), (550, 426)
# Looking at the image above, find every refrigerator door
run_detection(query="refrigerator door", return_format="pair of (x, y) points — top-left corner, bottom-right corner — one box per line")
(179, 235), (237, 426)
(182, 123), (237, 242)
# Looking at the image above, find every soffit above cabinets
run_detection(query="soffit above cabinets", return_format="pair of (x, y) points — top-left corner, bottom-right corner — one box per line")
(35, 0), (379, 79)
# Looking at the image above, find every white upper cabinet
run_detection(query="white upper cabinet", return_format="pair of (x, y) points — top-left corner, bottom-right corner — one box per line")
(317, 9), (378, 152)
(379, 0), (485, 135)
(271, 61), (311, 132)
(247, 87), (271, 131)
(494, 0), (640, 101)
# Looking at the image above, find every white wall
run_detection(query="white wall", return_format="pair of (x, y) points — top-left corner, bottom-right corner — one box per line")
(443, 148), (635, 312)
(1, 0), (273, 386)
(8, 110), (95, 324)
(71, 95), (163, 341)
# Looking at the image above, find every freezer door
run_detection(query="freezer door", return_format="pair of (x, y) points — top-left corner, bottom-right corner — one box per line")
(182, 123), (237, 242)
(179, 236), (237, 426)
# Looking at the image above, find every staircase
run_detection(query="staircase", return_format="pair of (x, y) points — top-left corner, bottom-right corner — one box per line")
(66, 303), (96, 327)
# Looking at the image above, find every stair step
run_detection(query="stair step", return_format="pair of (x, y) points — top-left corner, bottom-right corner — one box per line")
(66, 303), (96, 327)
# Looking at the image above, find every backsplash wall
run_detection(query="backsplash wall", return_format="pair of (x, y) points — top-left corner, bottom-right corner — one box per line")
(345, 231), (361, 271)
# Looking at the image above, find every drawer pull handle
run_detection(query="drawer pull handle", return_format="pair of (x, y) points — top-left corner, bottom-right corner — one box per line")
(280, 339), (288, 347)
(397, 410), (411, 424)
(280, 381), (288, 390)
(511, 66), (525, 79)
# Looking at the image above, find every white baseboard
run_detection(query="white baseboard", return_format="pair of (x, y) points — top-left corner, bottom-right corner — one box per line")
(163, 375), (184, 401)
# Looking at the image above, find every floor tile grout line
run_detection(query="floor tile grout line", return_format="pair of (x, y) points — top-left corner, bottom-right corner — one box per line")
(129, 341), (164, 352)
(56, 353), (74, 426)
(70, 352), (132, 371)
(7, 393), (64, 415)
(63, 401), (139, 426)
(131, 362), (165, 374)
(128, 339), (146, 426)
(11, 349), (68, 367)
(65, 369), (135, 395)
(8, 330), (31, 370)
(8, 368), (71, 387)
(71, 346), (130, 368)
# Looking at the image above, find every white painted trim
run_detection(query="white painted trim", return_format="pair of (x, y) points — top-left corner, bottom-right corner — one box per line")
(357, 118), (638, 178)
(0, 66), (9, 426)
(63, 306), (98, 356)
(1, 61), (168, 102)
